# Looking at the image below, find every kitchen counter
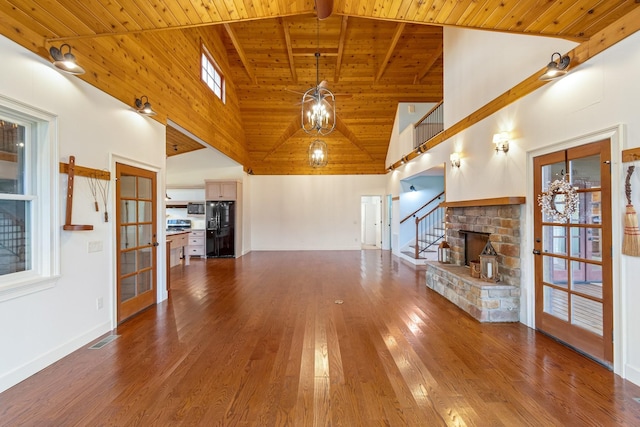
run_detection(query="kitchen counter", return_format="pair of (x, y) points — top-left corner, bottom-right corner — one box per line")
(166, 231), (190, 267)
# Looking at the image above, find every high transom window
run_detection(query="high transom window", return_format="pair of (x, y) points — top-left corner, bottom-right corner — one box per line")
(201, 45), (225, 103)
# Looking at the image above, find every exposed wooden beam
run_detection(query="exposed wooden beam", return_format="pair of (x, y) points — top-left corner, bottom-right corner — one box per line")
(262, 116), (302, 160)
(223, 23), (258, 84)
(415, 44), (443, 84)
(335, 116), (374, 160)
(375, 23), (405, 83)
(280, 18), (297, 83)
(334, 15), (348, 83)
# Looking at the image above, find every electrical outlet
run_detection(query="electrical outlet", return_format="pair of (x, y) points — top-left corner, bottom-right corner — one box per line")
(88, 241), (103, 253)
(96, 297), (104, 310)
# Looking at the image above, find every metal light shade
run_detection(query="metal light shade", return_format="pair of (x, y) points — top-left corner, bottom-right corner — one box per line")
(309, 139), (328, 167)
(540, 52), (571, 81)
(134, 96), (157, 116)
(302, 84), (335, 135)
(49, 44), (85, 75)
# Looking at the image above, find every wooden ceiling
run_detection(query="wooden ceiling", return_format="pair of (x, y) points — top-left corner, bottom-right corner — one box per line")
(1, 0), (639, 174)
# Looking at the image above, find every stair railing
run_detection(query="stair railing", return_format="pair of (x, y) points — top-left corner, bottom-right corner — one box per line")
(400, 191), (445, 224)
(414, 204), (445, 259)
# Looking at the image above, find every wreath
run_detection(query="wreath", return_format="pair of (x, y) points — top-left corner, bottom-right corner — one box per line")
(538, 179), (579, 223)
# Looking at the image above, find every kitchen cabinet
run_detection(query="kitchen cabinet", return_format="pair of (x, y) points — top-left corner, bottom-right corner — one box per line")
(187, 230), (205, 257)
(205, 180), (237, 201)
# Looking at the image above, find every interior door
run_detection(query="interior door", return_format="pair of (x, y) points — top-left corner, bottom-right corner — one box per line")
(116, 163), (158, 323)
(533, 140), (612, 366)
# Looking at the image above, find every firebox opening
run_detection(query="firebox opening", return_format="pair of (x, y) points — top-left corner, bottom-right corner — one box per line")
(459, 230), (491, 266)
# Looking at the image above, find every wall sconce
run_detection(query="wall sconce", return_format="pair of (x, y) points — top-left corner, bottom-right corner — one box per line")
(450, 152), (461, 168)
(134, 96), (157, 116)
(493, 131), (510, 153)
(540, 52), (570, 81)
(49, 44), (85, 75)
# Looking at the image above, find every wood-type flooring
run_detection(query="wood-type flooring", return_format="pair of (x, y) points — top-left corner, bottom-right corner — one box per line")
(2, 250), (640, 426)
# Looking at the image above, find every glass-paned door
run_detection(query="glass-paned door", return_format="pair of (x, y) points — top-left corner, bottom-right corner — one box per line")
(533, 140), (612, 366)
(116, 163), (157, 323)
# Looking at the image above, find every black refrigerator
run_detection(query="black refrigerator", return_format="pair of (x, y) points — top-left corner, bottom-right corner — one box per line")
(206, 201), (235, 258)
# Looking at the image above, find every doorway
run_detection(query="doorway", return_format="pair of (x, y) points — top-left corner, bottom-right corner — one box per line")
(115, 163), (158, 323)
(361, 196), (381, 249)
(533, 139), (612, 366)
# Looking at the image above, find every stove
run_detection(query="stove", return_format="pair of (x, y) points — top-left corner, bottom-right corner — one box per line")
(167, 218), (192, 231)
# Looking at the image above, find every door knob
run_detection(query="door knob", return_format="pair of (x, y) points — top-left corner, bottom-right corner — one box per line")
(533, 249), (541, 255)
(152, 241), (159, 247)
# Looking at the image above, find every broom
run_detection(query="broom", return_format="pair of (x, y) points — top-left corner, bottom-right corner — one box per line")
(623, 165), (640, 256)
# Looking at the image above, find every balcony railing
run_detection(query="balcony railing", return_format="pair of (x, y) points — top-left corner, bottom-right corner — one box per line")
(414, 101), (443, 149)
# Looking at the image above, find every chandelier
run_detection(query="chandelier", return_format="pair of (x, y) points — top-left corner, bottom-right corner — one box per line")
(309, 139), (328, 167)
(301, 18), (335, 136)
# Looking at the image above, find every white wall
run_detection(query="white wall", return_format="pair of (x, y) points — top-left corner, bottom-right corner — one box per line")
(443, 28), (577, 126)
(386, 27), (640, 385)
(0, 35), (166, 392)
(250, 175), (386, 250)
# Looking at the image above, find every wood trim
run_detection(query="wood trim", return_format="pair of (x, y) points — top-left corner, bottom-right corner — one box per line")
(59, 162), (111, 181)
(441, 197), (525, 208)
(622, 147), (640, 163)
(0, 151), (17, 162)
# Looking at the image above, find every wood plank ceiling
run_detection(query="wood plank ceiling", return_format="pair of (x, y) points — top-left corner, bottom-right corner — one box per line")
(1, 0), (638, 174)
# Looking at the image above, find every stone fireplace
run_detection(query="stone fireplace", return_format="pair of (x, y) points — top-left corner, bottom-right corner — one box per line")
(425, 199), (524, 322)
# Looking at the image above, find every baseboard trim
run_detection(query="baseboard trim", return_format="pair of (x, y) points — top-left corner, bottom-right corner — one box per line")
(624, 363), (640, 387)
(0, 321), (112, 393)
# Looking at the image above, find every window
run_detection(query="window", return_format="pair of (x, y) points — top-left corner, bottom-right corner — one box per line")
(201, 45), (225, 102)
(0, 95), (59, 301)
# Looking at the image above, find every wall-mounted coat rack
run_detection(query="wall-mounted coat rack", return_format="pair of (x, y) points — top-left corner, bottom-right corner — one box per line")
(622, 148), (640, 163)
(59, 156), (110, 231)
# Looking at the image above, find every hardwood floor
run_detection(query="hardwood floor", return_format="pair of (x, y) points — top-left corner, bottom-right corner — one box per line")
(2, 250), (640, 426)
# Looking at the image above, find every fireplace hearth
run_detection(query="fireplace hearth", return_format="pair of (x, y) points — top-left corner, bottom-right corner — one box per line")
(425, 202), (523, 323)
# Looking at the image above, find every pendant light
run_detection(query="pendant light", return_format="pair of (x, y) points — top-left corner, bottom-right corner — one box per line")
(309, 139), (328, 167)
(301, 18), (335, 136)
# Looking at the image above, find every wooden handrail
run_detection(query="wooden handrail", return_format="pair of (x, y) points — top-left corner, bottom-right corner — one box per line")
(400, 191), (445, 224)
(416, 203), (444, 223)
(414, 100), (443, 127)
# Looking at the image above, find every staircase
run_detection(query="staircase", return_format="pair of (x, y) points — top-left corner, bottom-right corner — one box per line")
(400, 191), (445, 262)
(0, 207), (27, 275)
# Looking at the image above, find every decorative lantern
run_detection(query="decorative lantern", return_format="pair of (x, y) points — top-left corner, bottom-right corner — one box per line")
(479, 240), (499, 282)
(438, 240), (450, 264)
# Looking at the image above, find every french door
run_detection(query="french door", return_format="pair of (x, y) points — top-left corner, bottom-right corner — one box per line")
(115, 163), (158, 323)
(533, 140), (612, 366)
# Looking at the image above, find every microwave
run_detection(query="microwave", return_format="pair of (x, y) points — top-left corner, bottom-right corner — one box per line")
(187, 202), (204, 215)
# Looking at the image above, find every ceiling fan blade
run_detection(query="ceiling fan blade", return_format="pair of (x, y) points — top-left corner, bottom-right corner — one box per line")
(316, 0), (333, 20)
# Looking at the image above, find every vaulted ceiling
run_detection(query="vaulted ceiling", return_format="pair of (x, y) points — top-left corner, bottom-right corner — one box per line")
(1, 0), (638, 174)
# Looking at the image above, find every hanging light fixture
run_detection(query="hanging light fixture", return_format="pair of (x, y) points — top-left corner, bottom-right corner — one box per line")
(134, 96), (157, 116)
(301, 18), (335, 136)
(540, 52), (571, 81)
(309, 139), (328, 167)
(49, 44), (85, 75)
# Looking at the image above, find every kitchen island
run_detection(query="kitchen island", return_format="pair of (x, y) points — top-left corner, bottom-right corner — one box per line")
(166, 230), (190, 267)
